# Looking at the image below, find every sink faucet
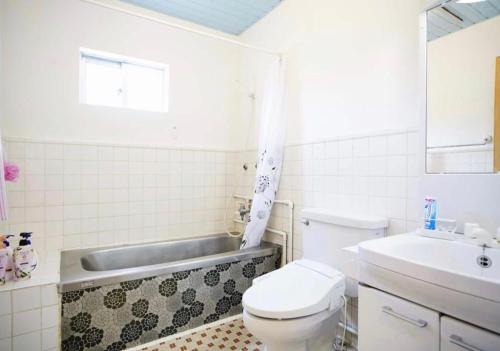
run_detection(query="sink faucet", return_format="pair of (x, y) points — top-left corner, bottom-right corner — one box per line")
(474, 227), (499, 248)
(238, 199), (252, 221)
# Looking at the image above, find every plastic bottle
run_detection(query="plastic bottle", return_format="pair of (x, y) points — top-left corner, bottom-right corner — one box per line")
(424, 197), (437, 230)
(13, 232), (38, 280)
(0, 235), (14, 285)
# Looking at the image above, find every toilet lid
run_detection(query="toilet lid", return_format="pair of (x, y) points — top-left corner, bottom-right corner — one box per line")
(242, 259), (345, 319)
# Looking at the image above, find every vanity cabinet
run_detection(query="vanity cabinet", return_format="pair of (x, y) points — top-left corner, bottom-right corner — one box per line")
(359, 285), (500, 351)
(358, 285), (440, 351)
(441, 316), (500, 351)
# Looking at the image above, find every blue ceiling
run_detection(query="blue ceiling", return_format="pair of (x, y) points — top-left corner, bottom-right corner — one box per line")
(120, 0), (282, 35)
(427, 0), (500, 41)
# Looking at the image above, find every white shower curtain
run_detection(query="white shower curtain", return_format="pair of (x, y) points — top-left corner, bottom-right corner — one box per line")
(240, 57), (287, 249)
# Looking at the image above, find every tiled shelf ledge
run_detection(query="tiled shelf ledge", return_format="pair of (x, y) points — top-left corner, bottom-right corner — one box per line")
(0, 257), (60, 293)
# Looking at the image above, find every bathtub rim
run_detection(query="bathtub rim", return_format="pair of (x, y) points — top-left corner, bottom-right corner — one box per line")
(59, 233), (281, 293)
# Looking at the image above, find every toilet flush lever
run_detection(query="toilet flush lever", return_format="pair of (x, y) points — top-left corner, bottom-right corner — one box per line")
(301, 219), (310, 226)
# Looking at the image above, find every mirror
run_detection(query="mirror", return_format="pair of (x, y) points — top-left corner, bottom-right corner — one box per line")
(426, 0), (500, 173)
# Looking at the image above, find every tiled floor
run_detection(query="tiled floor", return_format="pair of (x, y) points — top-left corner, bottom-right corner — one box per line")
(139, 318), (263, 351)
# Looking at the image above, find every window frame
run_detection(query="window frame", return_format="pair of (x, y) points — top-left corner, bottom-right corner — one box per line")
(79, 48), (169, 113)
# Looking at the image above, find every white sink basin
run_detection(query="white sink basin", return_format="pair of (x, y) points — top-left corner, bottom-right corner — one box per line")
(359, 233), (500, 334)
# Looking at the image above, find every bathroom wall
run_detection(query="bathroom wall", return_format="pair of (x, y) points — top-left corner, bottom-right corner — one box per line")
(240, 0), (422, 147)
(237, 131), (420, 258)
(1, 140), (237, 261)
(237, 0), (422, 235)
(0, 0), (244, 150)
(0, 0), (248, 263)
(241, 0), (500, 234)
(0, 139), (238, 351)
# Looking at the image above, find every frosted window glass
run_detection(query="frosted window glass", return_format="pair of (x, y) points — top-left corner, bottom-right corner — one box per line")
(84, 58), (123, 108)
(125, 64), (164, 112)
(80, 49), (168, 113)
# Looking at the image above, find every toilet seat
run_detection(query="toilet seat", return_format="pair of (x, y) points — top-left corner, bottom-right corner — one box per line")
(242, 259), (345, 320)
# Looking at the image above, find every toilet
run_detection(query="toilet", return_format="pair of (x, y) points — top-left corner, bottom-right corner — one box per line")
(242, 208), (388, 351)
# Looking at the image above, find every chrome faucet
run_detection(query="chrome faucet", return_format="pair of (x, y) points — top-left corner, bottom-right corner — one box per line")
(238, 199), (252, 221)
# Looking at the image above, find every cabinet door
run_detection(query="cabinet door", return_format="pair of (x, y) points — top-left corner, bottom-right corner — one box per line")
(358, 285), (439, 351)
(441, 316), (500, 351)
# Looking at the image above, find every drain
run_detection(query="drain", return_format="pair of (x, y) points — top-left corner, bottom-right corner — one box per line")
(477, 255), (492, 268)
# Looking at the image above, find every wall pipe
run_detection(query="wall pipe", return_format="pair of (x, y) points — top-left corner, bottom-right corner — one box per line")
(233, 194), (294, 264)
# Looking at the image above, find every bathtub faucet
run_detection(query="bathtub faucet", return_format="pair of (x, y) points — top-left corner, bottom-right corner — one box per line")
(238, 199), (252, 221)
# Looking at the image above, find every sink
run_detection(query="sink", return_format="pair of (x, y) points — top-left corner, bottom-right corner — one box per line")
(358, 233), (500, 334)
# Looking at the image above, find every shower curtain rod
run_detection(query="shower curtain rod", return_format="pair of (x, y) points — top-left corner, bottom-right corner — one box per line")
(80, 0), (282, 57)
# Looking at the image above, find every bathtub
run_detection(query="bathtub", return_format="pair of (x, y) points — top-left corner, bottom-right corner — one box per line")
(59, 234), (281, 351)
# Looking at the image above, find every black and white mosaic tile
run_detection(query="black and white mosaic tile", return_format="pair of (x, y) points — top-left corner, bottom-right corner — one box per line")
(61, 253), (280, 351)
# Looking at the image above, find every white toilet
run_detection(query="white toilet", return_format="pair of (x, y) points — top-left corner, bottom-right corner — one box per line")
(242, 208), (388, 351)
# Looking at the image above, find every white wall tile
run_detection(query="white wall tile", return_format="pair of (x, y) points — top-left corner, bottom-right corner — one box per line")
(338, 140), (353, 158)
(45, 160), (63, 175)
(12, 287), (40, 313)
(369, 136), (387, 156)
(13, 309), (41, 335)
(113, 147), (129, 161)
(0, 292), (12, 316)
(0, 314), (12, 339)
(25, 160), (45, 175)
(324, 142), (338, 158)
(353, 139), (369, 157)
(0, 337), (12, 351)
(387, 134), (407, 155)
(63, 145), (82, 160)
(25, 192), (44, 207)
(40, 286), (58, 307)
(6, 142), (26, 159)
(25, 144), (45, 160)
(45, 145), (63, 160)
(41, 306), (58, 329)
(41, 327), (57, 351)
(13, 331), (41, 351)
(387, 156), (407, 177)
(8, 192), (25, 208)
(387, 177), (407, 198)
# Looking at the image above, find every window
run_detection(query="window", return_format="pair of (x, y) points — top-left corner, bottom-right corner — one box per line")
(80, 48), (169, 112)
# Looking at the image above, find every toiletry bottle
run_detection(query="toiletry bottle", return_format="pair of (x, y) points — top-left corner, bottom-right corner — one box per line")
(13, 232), (37, 280)
(424, 197), (437, 230)
(0, 235), (14, 285)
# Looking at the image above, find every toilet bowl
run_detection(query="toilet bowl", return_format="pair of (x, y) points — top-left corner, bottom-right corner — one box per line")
(242, 209), (388, 351)
(242, 259), (345, 351)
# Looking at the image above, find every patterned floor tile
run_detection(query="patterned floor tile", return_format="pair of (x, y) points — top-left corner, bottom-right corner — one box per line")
(138, 318), (263, 351)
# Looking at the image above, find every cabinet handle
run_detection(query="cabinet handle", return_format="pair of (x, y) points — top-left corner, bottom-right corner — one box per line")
(450, 335), (485, 351)
(381, 306), (428, 328)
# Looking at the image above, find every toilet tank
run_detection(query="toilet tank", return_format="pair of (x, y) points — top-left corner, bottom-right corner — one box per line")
(301, 208), (388, 270)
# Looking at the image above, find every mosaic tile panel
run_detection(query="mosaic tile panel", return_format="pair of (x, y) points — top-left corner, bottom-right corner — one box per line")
(61, 253), (280, 351)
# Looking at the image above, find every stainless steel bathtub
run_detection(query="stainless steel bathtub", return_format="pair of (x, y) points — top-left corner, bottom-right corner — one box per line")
(59, 234), (280, 293)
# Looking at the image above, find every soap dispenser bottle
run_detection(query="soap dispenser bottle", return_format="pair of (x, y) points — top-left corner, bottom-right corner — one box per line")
(0, 235), (14, 285)
(13, 232), (37, 280)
